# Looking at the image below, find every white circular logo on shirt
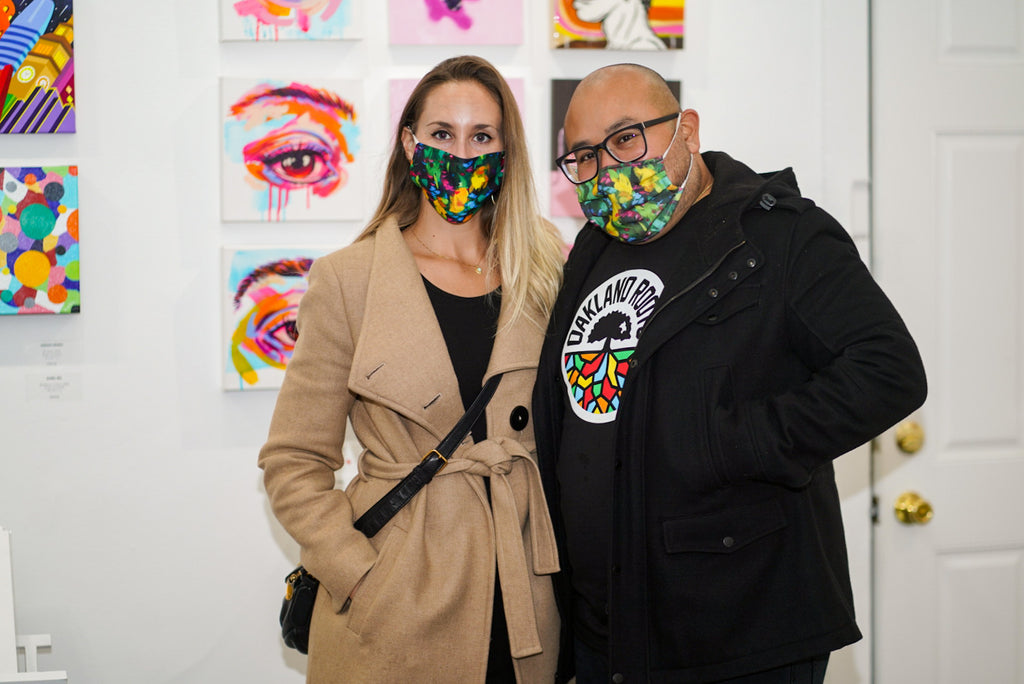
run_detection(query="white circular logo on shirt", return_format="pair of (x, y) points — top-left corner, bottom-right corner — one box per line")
(561, 269), (664, 423)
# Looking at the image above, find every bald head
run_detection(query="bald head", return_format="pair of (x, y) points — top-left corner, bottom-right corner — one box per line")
(564, 64), (683, 153)
(571, 64), (680, 118)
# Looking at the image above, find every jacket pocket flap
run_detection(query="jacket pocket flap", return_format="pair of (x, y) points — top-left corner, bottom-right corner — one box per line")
(662, 499), (787, 554)
(696, 285), (760, 325)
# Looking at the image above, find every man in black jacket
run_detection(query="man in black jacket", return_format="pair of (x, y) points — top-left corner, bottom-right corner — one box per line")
(534, 64), (927, 683)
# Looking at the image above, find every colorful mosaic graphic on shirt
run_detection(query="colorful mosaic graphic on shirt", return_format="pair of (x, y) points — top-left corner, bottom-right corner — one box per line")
(564, 348), (634, 416)
(561, 269), (664, 423)
(0, 0), (75, 134)
(1, 165), (79, 315)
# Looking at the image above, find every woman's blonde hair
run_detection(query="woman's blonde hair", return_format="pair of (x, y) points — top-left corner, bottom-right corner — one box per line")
(357, 55), (564, 330)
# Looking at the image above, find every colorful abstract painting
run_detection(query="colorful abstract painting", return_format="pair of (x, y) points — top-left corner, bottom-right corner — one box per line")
(220, 0), (359, 41)
(552, 0), (683, 50)
(1, 166), (79, 315)
(223, 247), (328, 390)
(389, 0), (522, 45)
(221, 78), (364, 222)
(389, 77), (526, 136)
(0, 0), (74, 134)
(550, 79), (680, 218)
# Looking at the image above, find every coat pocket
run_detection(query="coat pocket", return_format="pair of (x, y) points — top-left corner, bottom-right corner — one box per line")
(662, 499), (787, 554)
(346, 525), (406, 636)
(694, 284), (760, 326)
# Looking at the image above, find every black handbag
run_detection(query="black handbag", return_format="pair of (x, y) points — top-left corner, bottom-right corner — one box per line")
(279, 375), (501, 653)
(280, 566), (319, 654)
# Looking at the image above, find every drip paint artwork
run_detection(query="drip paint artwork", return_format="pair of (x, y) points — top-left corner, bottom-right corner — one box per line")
(223, 247), (327, 390)
(0, 0), (75, 134)
(1, 165), (79, 315)
(389, 0), (522, 45)
(552, 0), (683, 50)
(220, 0), (359, 41)
(222, 78), (363, 222)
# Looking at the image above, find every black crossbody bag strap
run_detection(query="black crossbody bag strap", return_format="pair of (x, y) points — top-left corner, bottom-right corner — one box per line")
(353, 374), (502, 537)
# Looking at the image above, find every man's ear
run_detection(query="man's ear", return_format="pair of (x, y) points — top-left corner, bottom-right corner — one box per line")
(679, 109), (701, 153)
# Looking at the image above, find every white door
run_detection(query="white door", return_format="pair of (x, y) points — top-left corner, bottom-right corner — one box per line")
(872, 1), (1024, 681)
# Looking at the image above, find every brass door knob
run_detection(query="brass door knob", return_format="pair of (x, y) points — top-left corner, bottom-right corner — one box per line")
(896, 420), (924, 454)
(894, 491), (933, 525)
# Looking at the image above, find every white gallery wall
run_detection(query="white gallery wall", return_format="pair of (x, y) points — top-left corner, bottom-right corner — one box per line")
(0, 1), (869, 682)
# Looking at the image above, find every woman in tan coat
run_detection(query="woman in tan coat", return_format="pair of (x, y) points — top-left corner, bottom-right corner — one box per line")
(259, 56), (565, 683)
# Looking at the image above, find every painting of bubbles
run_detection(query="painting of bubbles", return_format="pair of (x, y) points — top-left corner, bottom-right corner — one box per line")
(1, 165), (79, 315)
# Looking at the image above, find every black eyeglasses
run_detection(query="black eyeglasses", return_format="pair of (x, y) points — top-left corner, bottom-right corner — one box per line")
(556, 112), (680, 184)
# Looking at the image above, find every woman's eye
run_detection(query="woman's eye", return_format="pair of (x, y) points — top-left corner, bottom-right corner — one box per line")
(430, 130), (452, 141)
(473, 132), (492, 144)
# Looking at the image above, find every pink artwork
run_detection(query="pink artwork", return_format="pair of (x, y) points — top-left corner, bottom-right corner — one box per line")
(388, 0), (522, 45)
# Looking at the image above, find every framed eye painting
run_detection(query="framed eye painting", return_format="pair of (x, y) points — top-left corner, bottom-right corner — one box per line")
(220, 0), (361, 41)
(220, 78), (365, 222)
(222, 246), (329, 391)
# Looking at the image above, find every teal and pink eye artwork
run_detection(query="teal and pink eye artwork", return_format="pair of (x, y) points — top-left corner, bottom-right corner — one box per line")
(223, 247), (328, 390)
(1, 165), (79, 315)
(552, 0), (683, 50)
(220, 0), (359, 41)
(221, 78), (363, 222)
(0, 0), (75, 134)
(388, 0), (522, 45)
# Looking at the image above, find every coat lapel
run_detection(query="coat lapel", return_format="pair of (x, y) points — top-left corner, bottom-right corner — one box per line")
(487, 293), (544, 380)
(348, 218), (464, 439)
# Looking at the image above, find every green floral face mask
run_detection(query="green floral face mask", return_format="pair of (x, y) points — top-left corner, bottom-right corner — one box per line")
(408, 135), (505, 224)
(576, 128), (692, 244)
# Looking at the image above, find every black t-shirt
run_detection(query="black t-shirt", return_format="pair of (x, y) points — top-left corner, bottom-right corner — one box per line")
(423, 276), (500, 442)
(556, 198), (712, 649)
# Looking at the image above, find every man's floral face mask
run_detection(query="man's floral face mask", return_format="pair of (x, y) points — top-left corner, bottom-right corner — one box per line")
(408, 134), (505, 224)
(575, 120), (692, 244)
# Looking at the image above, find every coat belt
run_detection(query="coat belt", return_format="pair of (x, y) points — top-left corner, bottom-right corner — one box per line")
(359, 436), (559, 659)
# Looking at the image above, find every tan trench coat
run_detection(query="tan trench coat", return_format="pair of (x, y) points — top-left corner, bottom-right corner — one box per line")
(259, 218), (561, 683)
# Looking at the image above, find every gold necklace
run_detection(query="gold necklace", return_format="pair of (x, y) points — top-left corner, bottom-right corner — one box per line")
(411, 228), (484, 275)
